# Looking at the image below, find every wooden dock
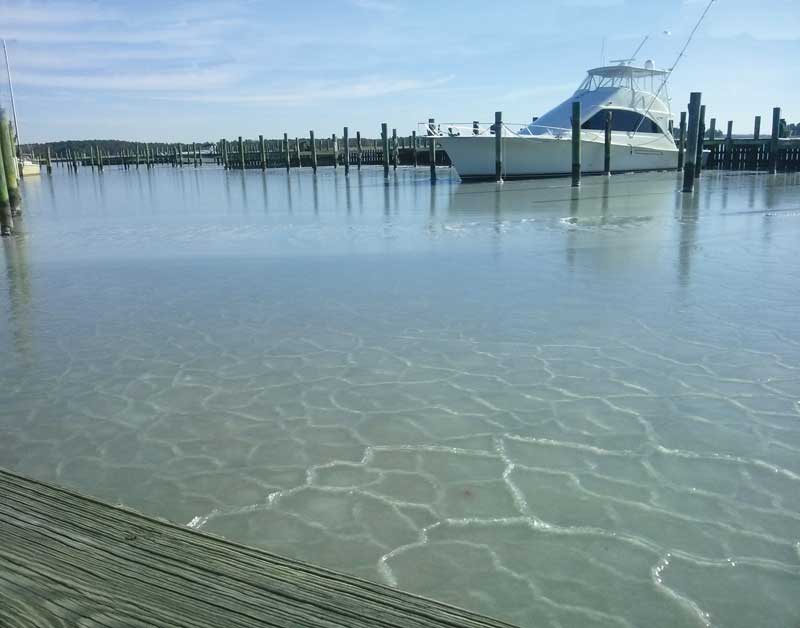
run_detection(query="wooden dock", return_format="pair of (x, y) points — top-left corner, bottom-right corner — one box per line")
(705, 138), (800, 171)
(28, 134), (453, 171)
(0, 467), (518, 628)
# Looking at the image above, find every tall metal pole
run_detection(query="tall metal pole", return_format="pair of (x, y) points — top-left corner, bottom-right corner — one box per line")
(2, 40), (21, 155)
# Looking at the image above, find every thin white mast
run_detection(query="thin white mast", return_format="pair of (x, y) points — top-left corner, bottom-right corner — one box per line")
(630, 35), (649, 62)
(2, 39), (21, 155)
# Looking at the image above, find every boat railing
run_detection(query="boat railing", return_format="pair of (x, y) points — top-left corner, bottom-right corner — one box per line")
(419, 121), (603, 142)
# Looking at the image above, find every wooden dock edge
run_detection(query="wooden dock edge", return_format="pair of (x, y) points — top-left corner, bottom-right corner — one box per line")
(0, 466), (519, 628)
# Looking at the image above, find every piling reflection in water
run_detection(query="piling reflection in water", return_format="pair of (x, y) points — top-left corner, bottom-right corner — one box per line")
(2, 233), (33, 368)
(677, 188), (699, 289)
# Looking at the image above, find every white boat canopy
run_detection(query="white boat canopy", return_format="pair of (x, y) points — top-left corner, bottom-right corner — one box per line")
(578, 62), (669, 94)
(520, 61), (672, 136)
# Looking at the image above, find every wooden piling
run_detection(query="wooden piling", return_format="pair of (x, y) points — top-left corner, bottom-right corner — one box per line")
(428, 118), (436, 181)
(682, 92), (702, 193)
(193, 142), (198, 167)
(356, 131), (362, 170)
(332, 134), (338, 169)
(392, 128), (398, 170)
(295, 137), (301, 168)
(46, 145), (52, 174)
(769, 107), (780, 174)
(259, 135), (266, 170)
(411, 131), (418, 167)
(753, 116), (761, 140)
(222, 140), (228, 169)
(494, 111), (504, 183)
(381, 123), (389, 178)
(238, 137), (245, 171)
(677, 111), (687, 170)
(603, 110), (612, 175)
(0, 112), (20, 208)
(725, 121), (733, 169)
(570, 102), (580, 187)
(0, 141), (13, 235)
(694, 104), (706, 178)
(97, 145), (103, 172)
(343, 127), (350, 175)
(284, 133), (290, 171)
(310, 131), (318, 172)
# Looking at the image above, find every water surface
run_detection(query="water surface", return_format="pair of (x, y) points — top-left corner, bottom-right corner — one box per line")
(2, 164), (799, 628)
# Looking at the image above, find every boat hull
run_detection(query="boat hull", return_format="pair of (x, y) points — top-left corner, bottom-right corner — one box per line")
(436, 135), (678, 180)
(20, 162), (41, 176)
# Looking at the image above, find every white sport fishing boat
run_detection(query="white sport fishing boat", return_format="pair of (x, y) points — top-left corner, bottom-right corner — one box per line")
(434, 60), (678, 180)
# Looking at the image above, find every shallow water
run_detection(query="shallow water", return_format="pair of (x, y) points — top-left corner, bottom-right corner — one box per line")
(1, 164), (799, 628)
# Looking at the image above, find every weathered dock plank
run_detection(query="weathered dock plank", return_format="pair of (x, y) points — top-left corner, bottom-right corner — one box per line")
(0, 467), (519, 628)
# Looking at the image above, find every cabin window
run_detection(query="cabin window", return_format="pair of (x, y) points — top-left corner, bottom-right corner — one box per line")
(581, 109), (662, 133)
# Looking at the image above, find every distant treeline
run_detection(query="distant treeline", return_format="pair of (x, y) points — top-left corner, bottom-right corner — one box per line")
(19, 140), (215, 156)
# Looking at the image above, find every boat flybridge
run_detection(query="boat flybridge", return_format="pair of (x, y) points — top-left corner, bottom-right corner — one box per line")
(433, 60), (677, 180)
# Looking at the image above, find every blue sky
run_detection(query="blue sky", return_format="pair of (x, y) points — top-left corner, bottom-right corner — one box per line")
(1, 0), (798, 143)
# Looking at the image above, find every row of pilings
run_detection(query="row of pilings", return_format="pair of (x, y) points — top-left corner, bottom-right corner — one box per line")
(17, 102), (800, 226)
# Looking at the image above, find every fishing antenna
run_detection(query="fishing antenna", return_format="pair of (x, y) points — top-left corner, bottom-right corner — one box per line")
(630, 35), (649, 62)
(631, 0), (716, 137)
